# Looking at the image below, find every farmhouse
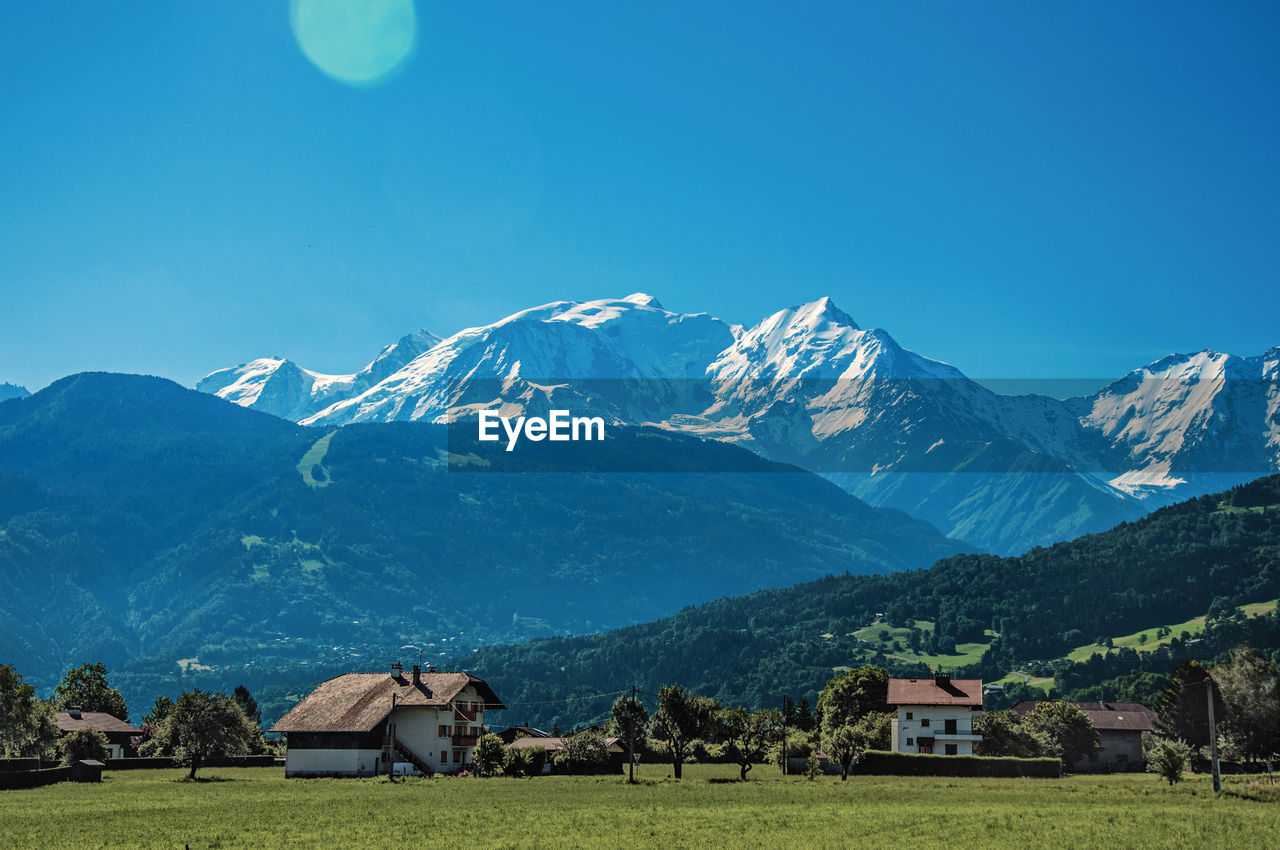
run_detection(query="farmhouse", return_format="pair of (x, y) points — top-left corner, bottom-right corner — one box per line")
(270, 664), (504, 777)
(1011, 700), (1159, 772)
(53, 707), (141, 759)
(888, 676), (983, 755)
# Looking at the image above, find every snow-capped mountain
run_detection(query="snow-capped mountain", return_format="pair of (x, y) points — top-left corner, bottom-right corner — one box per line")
(196, 329), (441, 422)
(198, 295), (1280, 554)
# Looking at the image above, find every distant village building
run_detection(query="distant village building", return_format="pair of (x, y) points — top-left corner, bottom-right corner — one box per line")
(53, 707), (141, 760)
(506, 734), (627, 774)
(1011, 700), (1159, 772)
(270, 664), (504, 777)
(498, 725), (550, 745)
(888, 676), (984, 755)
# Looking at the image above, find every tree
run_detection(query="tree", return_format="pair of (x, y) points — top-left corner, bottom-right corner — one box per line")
(717, 707), (782, 780)
(151, 690), (255, 779)
(1159, 660), (1224, 749)
(1021, 702), (1099, 770)
(1142, 733), (1191, 786)
(59, 728), (110, 765)
(0, 664), (59, 759)
(822, 712), (893, 780)
(553, 729), (611, 774)
(504, 745), (548, 777)
(974, 711), (1056, 758)
(817, 667), (889, 736)
(473, 733), (506, 776)
(795, 699), (814, 733)
(608, 693), (648, 769)
(1213, 646), (1280, 763)
(142, 695), (174, 728)
(50, 662), (128, 721)
(232, 686), (262, 726)
(649, 684), (717, 779)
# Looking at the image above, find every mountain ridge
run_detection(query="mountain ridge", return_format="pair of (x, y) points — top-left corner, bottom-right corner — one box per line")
(197, 294), (1280, 554)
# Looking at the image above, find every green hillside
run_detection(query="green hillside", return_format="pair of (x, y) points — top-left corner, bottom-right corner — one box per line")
(462, 475), (1280, 730)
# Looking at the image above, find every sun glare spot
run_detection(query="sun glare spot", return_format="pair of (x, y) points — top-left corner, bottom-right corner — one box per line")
(290, 0), (417, 87)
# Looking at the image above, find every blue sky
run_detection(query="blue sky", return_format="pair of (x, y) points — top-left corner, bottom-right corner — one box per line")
(2, 1), (1278, 392)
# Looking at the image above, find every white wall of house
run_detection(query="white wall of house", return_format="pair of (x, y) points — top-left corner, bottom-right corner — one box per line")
(891, 705), (982, 755)
(285, 748), (382, 777)
(391, 686), (488, 773)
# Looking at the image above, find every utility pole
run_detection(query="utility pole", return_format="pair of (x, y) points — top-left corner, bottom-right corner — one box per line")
(1206, 677), (1221, 793)
(388, 693), (398, 783)
(780, 696), (787, 777)
(628, 685), (636, 785)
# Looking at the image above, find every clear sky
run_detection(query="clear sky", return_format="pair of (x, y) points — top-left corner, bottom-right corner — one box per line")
(2, 1), (1278, 392)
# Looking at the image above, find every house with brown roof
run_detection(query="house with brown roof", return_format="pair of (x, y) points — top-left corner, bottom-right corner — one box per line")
(1011, 700), (1159, 772)
(269, 664), (504, 777)
(888, 676), (984, 755)
(53, 707), (142, 760)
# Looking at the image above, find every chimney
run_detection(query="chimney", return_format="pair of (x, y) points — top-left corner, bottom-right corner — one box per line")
(411, 664), (421, 684)
(390, 662), (403, 680)
(68, 706), (82, 720)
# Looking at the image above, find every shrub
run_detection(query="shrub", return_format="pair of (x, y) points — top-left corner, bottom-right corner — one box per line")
(1142, 733), (1191, 786)
(851, 750), (1061, 778)
(59, 728), (110, 765)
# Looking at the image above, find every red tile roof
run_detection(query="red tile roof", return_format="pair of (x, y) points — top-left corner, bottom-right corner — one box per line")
(886, 678), (983, 707)
(53, 711), (141, 735)
(270, 671), (505, 734)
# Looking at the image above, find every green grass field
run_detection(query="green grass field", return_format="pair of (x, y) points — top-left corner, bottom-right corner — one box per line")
(844, 619), (997, 670)
(3, 765), (1278, 848)
(1065, 599), (1277, 662)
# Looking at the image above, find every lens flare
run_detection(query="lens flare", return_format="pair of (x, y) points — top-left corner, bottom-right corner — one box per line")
(290, 0), (417, 88)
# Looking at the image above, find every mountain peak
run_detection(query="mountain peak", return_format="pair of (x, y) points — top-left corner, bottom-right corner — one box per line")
(622, 292), (664, 310)
(0, 382), (31, 402)
(791, 296), (859, 330)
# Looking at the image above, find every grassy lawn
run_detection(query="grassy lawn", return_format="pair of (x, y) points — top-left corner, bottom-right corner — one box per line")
(3, 765), (1278, 848)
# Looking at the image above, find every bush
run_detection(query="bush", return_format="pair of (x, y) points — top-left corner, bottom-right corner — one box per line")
(504, 745), (548, 777)
(59, 728), (110, 766)
(851, 750), (1061, 778)
(1142, 733), (1191, 786)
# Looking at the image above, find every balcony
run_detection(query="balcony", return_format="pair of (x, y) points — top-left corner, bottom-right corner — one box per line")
(451, 732), (480, 747)
(931, 732), (982, 742)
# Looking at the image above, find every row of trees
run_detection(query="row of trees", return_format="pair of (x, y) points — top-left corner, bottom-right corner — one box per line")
(0, 661), (272, 778)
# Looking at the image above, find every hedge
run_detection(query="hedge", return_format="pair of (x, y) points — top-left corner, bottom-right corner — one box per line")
(0, 766), (70, 790)
(0, 758), (42, 774)
(851, 750), (1061, 778)
(104, 755), (280, 770)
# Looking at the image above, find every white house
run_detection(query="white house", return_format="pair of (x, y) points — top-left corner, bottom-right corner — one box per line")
(888, 676), (983, 756)
(270, 664), (504, 777)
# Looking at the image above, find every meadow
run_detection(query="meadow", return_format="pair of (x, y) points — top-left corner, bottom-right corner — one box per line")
(2, 764), (1278, 849)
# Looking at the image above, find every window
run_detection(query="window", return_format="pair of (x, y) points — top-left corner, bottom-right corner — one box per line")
(441, 751), (448, 764)
(453, 748), (464, 764)
(944, 719), (957, 735)
(905, 712), (913, 720)
(906, 738), (914, 746)
(945, 744), (958, 756)
(439, 725), (449, 737)
(921, 718), (930, 727)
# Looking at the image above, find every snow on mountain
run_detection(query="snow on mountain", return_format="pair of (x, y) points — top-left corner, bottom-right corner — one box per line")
(198, 294), (1279, 554)
(196, 329), (440, 422)
(302, 294), (736, 426)
(0, 383), (30, 403)
(1069, 348), (1280, 501)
